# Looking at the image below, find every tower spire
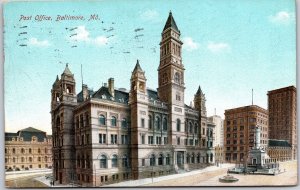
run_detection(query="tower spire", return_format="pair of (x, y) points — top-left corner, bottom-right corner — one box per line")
(163, 11), (180, 33)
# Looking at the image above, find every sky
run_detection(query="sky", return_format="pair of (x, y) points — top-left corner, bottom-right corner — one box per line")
(4, 0), (296, 134)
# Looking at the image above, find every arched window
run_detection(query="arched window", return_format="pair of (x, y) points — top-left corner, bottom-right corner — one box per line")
(21, 157), (25, 162)
(150, 154), (155, 166)
(29, 157), (32, 162)
(38, 148), (41, 154)
(112, 155), (118, 168)
(100, 155), (107, 168)
(189, 122), (193, 133)
(5, 148), (7, 154)
(111, 116), (117, 127)
(38, 157), (41, 162)
(163, 118), (167, 131)
(210, 153), (213, 162)
(158, 154), (163, 165)
(155, 116), (161, 130)
(148, 115), (152, 129)
(29, 148), (32, 154)
(176, 119), (181, 132)
(56, 117), (60, 128)
(99, 115), (106, 125)
(194, 124), (198, 134)
(121, 118), (127, 128)
(122, 155), (128, 168)
(174, 72), (180, 84)
(12, 148), (16, 154)
(13, 157), (16, 163)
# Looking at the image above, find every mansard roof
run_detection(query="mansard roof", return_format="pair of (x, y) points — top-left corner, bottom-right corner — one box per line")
(92, 86), (129, 104)
(77, 89), (95, 102)
(163, 11), (180, 33)
(147, 88), (159, 101)
(268, 139), (291, 147)
(5, 127), (49, 142)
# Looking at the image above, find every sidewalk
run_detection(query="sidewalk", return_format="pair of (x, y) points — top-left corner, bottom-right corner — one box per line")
(105, 163), (234, 187)
(6, 169), (52, 180)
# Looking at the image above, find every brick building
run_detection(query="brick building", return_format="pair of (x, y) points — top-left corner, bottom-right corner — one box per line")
(224, 105), (268, 164)
(267, 86), (297, 160)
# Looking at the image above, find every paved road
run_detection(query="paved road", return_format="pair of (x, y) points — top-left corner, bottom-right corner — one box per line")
(5, 173), (48, 188)
(146, 160), (297, 186)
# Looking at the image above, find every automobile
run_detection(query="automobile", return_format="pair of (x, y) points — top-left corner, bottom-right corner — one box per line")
(15, 167), (20, 171)
(6, 168), (13, 172)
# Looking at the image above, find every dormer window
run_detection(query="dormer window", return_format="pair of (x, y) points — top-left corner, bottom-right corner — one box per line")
(102, 95), (106, 99)
(32, 136), (37, 142)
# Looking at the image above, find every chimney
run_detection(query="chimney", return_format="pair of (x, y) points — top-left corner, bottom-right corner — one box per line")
(82, 84), (89, 100)
(108, 78), (114, 97)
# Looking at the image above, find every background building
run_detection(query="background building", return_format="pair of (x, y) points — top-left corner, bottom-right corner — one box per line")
(267, 86), (297, 160)
(51, 12), (212, 187)
(224, 105), (268, 164)
(267, 139), (293, 162)
(208, 115), (224, 165)
(5, 127), (52, 171)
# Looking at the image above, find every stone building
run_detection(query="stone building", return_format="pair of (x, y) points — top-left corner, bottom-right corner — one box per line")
(224, 105), (268, 164)
(208, 115), (224, 165)
(267, 86), (297, 160)
(51, 12), (212, 186)
(5, 127), (52, 171)
(267, 139), (292, 162)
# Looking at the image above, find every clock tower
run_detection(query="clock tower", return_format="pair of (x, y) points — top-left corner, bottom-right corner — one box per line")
(157, 12), (185, 145)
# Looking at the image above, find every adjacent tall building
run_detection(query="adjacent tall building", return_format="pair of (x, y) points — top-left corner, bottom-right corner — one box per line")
(267, 86), (297, 160)
(51, 12), (213, 186)
(208, 115), (224, 165)
(224, 105), (268, 164)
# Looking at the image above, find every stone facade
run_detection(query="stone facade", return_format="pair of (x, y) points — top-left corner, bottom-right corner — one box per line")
(208, 115), (224, 165)
(267, 140), (293, 162)
(51, 12), (212, 186)
(267, 86), (297, 160)
(5, 127), (52, 171)
(224, 105), (268, 164)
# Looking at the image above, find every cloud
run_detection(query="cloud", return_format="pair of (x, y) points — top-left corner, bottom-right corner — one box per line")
(28, 38), (50, 47)
(94, 36), (108, 46)
(182, 37), (199, 51)
(69, 25), (109, 46)
(140, 10), (159, 21)
(70, 26), (89, 41)
(207, 42), (231, 53)
(269, 11), (295, 25)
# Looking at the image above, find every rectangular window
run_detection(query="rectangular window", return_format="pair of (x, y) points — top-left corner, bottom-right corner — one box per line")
(195, 139), (198, 146)
(189, 139), (193, 146)
(142, 159), (145, 166)
(141, 118), (145, 128)
(148, 136), (153, 144)
(164, 137), (168, 144)
(177, 137), (180, 145)
(156, 137), (161, 145)
(99, 134), (102, 144)
(103, 134), (106, 143)
(142, 135), (145, 144)
(111, 134), (117, 144)
(86, 134), (89, 144)
(184, 139), (187, 145)
(121, 135), (127, 144)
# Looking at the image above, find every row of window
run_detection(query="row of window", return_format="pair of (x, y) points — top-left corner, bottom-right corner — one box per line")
(98, 134), (128, 145)
(5, 156), (51, 163)
(5, 148), (50, 154)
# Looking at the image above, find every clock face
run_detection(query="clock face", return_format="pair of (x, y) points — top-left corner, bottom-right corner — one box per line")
(139, 83), (144, 90)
